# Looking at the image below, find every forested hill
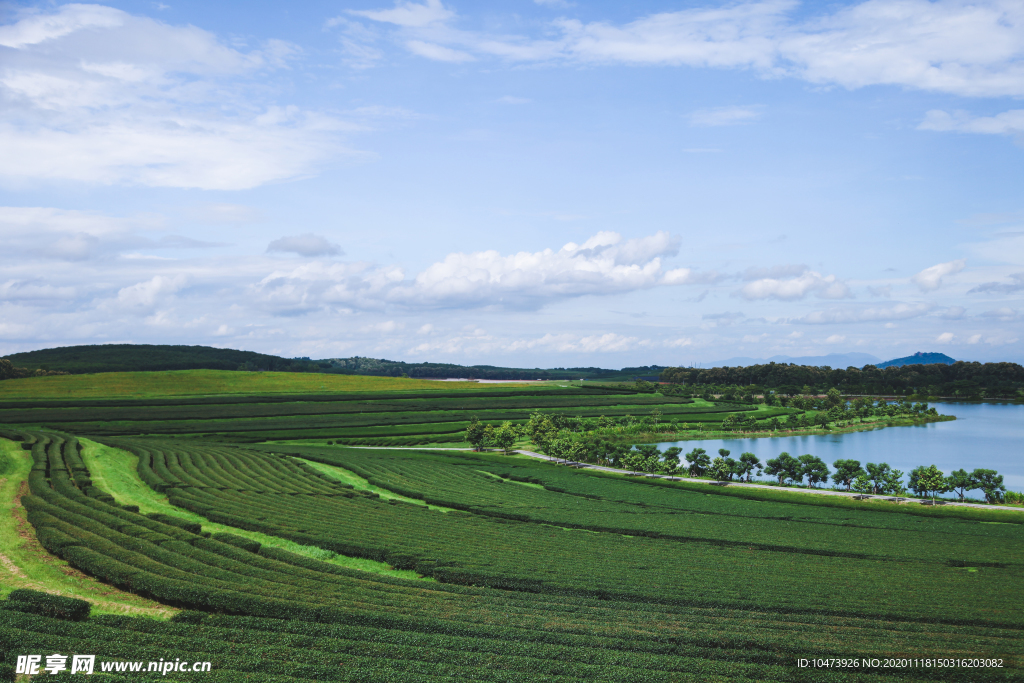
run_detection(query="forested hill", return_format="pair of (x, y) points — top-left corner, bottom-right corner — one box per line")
(876, 352), (956, 368)
(2, 344), (661, 381)
(5, 344), (321, 375)
(660, 361), (1024, 399)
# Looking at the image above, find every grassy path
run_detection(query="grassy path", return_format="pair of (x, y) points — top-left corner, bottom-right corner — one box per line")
(0, 438), (175, 618)
(81, 439), (432, 581)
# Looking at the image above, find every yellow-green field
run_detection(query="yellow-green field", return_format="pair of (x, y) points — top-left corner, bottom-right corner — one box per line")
(0, 369), (533, 401)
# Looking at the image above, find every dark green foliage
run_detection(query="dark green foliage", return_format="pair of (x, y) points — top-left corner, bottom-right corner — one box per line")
(661, 359), (1024, 399)
(7, 589), (90, 621)
(146, 513), (201, 534)
(210, 532), (260, 553)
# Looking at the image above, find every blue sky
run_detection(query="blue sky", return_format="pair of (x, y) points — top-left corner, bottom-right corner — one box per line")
(1, 0), (1023, 367)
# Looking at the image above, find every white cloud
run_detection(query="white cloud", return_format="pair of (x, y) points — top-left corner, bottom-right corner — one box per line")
(919, 109), (1024, 136)
(825, 334), (845, 344)
(792, 302), (932, 324)
(912, 259), (966, 291)
(689, 105), (763, 127)
(0, 5), (124, 49)
(116, 274), (187, 308)
(939, 306), (966, 319)
(739, 269), (851, 300)
(405, 40), (475, 62)
(351, 0), (1024, 97)
(967, 333), (982, 344)
(937, 332), (955, 343)
(267, 234), (343, 258)
(981, 307), (1020, 321)
(394, 230), (690, 308)
(509, 332), (641, 353)
(348, 0), (454, 28)
(968, 272), (1024, 294)
(0, 5), (353, 189)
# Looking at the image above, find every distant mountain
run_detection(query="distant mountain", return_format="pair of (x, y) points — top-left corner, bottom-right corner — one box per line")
(876, 352), (956, 369)
(702, 352), (882, 369)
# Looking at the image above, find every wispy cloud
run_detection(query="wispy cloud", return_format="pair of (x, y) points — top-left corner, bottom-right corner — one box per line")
(689, 105), (763, 127)
(0, 5), (356, 189)
(348, 0), (1024, 97)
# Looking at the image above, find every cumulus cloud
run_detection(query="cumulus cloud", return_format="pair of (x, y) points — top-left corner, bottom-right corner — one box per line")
(0, 4), (353, 189)
(792, 302), (932, 324)
(267, 234), (343, 258)
(250, 230), (713, 313)
(739, 269), (851, 300)
(912, 259), (966, 291)
(349, 0), (1024, 97)
(392, 230), (691, 308)
(936, 332), (955, 343)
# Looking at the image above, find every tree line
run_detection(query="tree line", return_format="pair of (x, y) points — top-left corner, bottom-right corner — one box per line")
(659, 361), (1024, 399)
(464, 417), (1014, 504)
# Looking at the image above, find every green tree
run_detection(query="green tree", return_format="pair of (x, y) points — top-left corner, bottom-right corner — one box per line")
(465, 418), (487, 451)
(768, 416), (781, 432)
(832, 459), (865, 490)
(764, 452), (801, 485)
(883, 469), (907, 496)
(971, 469), (1006, 504)
(661, 446), (683, 475)
(492, 421), (518, 455)
(686, 448), (710, 477)
(945, 469), (976, 502)
(852, 472), (873, 494)
(799, 454), (829, 488)
(709, 456), (733, 482)
(737, 452), (761, 482)
(826, 387), (843, 408)
(917, 464), (946, 503)
(865, 462), (892, 495)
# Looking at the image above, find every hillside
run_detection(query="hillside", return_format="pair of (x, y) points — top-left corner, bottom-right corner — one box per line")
(877, 351), (957, 368)
(7, 344), (319, 374)
(3, 344), (661, 381)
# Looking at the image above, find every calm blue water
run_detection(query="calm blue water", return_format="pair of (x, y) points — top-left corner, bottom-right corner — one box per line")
(656, 402), (1024, 493)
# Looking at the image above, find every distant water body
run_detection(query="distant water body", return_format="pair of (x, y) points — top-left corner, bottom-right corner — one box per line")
(655, 401), (1024, 493)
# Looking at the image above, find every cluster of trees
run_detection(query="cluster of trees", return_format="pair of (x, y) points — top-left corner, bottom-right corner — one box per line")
(660, 361), (1024, 399)
(463, 416), (1015, 503)
(0, 358), (67, 381)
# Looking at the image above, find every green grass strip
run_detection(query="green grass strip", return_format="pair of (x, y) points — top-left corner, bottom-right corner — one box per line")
(80, 438), (433, 582)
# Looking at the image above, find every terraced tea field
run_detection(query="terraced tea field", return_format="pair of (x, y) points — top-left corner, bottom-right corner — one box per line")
(0, 374), (1021, 680)
(0, 381), (785, 444)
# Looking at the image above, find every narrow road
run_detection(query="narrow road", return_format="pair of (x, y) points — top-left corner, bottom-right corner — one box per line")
(348, 445), (1022, 513)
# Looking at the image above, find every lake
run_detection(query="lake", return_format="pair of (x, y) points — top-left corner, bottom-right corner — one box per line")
(655, 401), (1024, 493)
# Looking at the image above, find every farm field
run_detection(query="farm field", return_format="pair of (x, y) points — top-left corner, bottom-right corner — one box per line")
(0, 369), (539, 401)
(0, 378), (790, 444)
(0, 374), (1020, 680)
